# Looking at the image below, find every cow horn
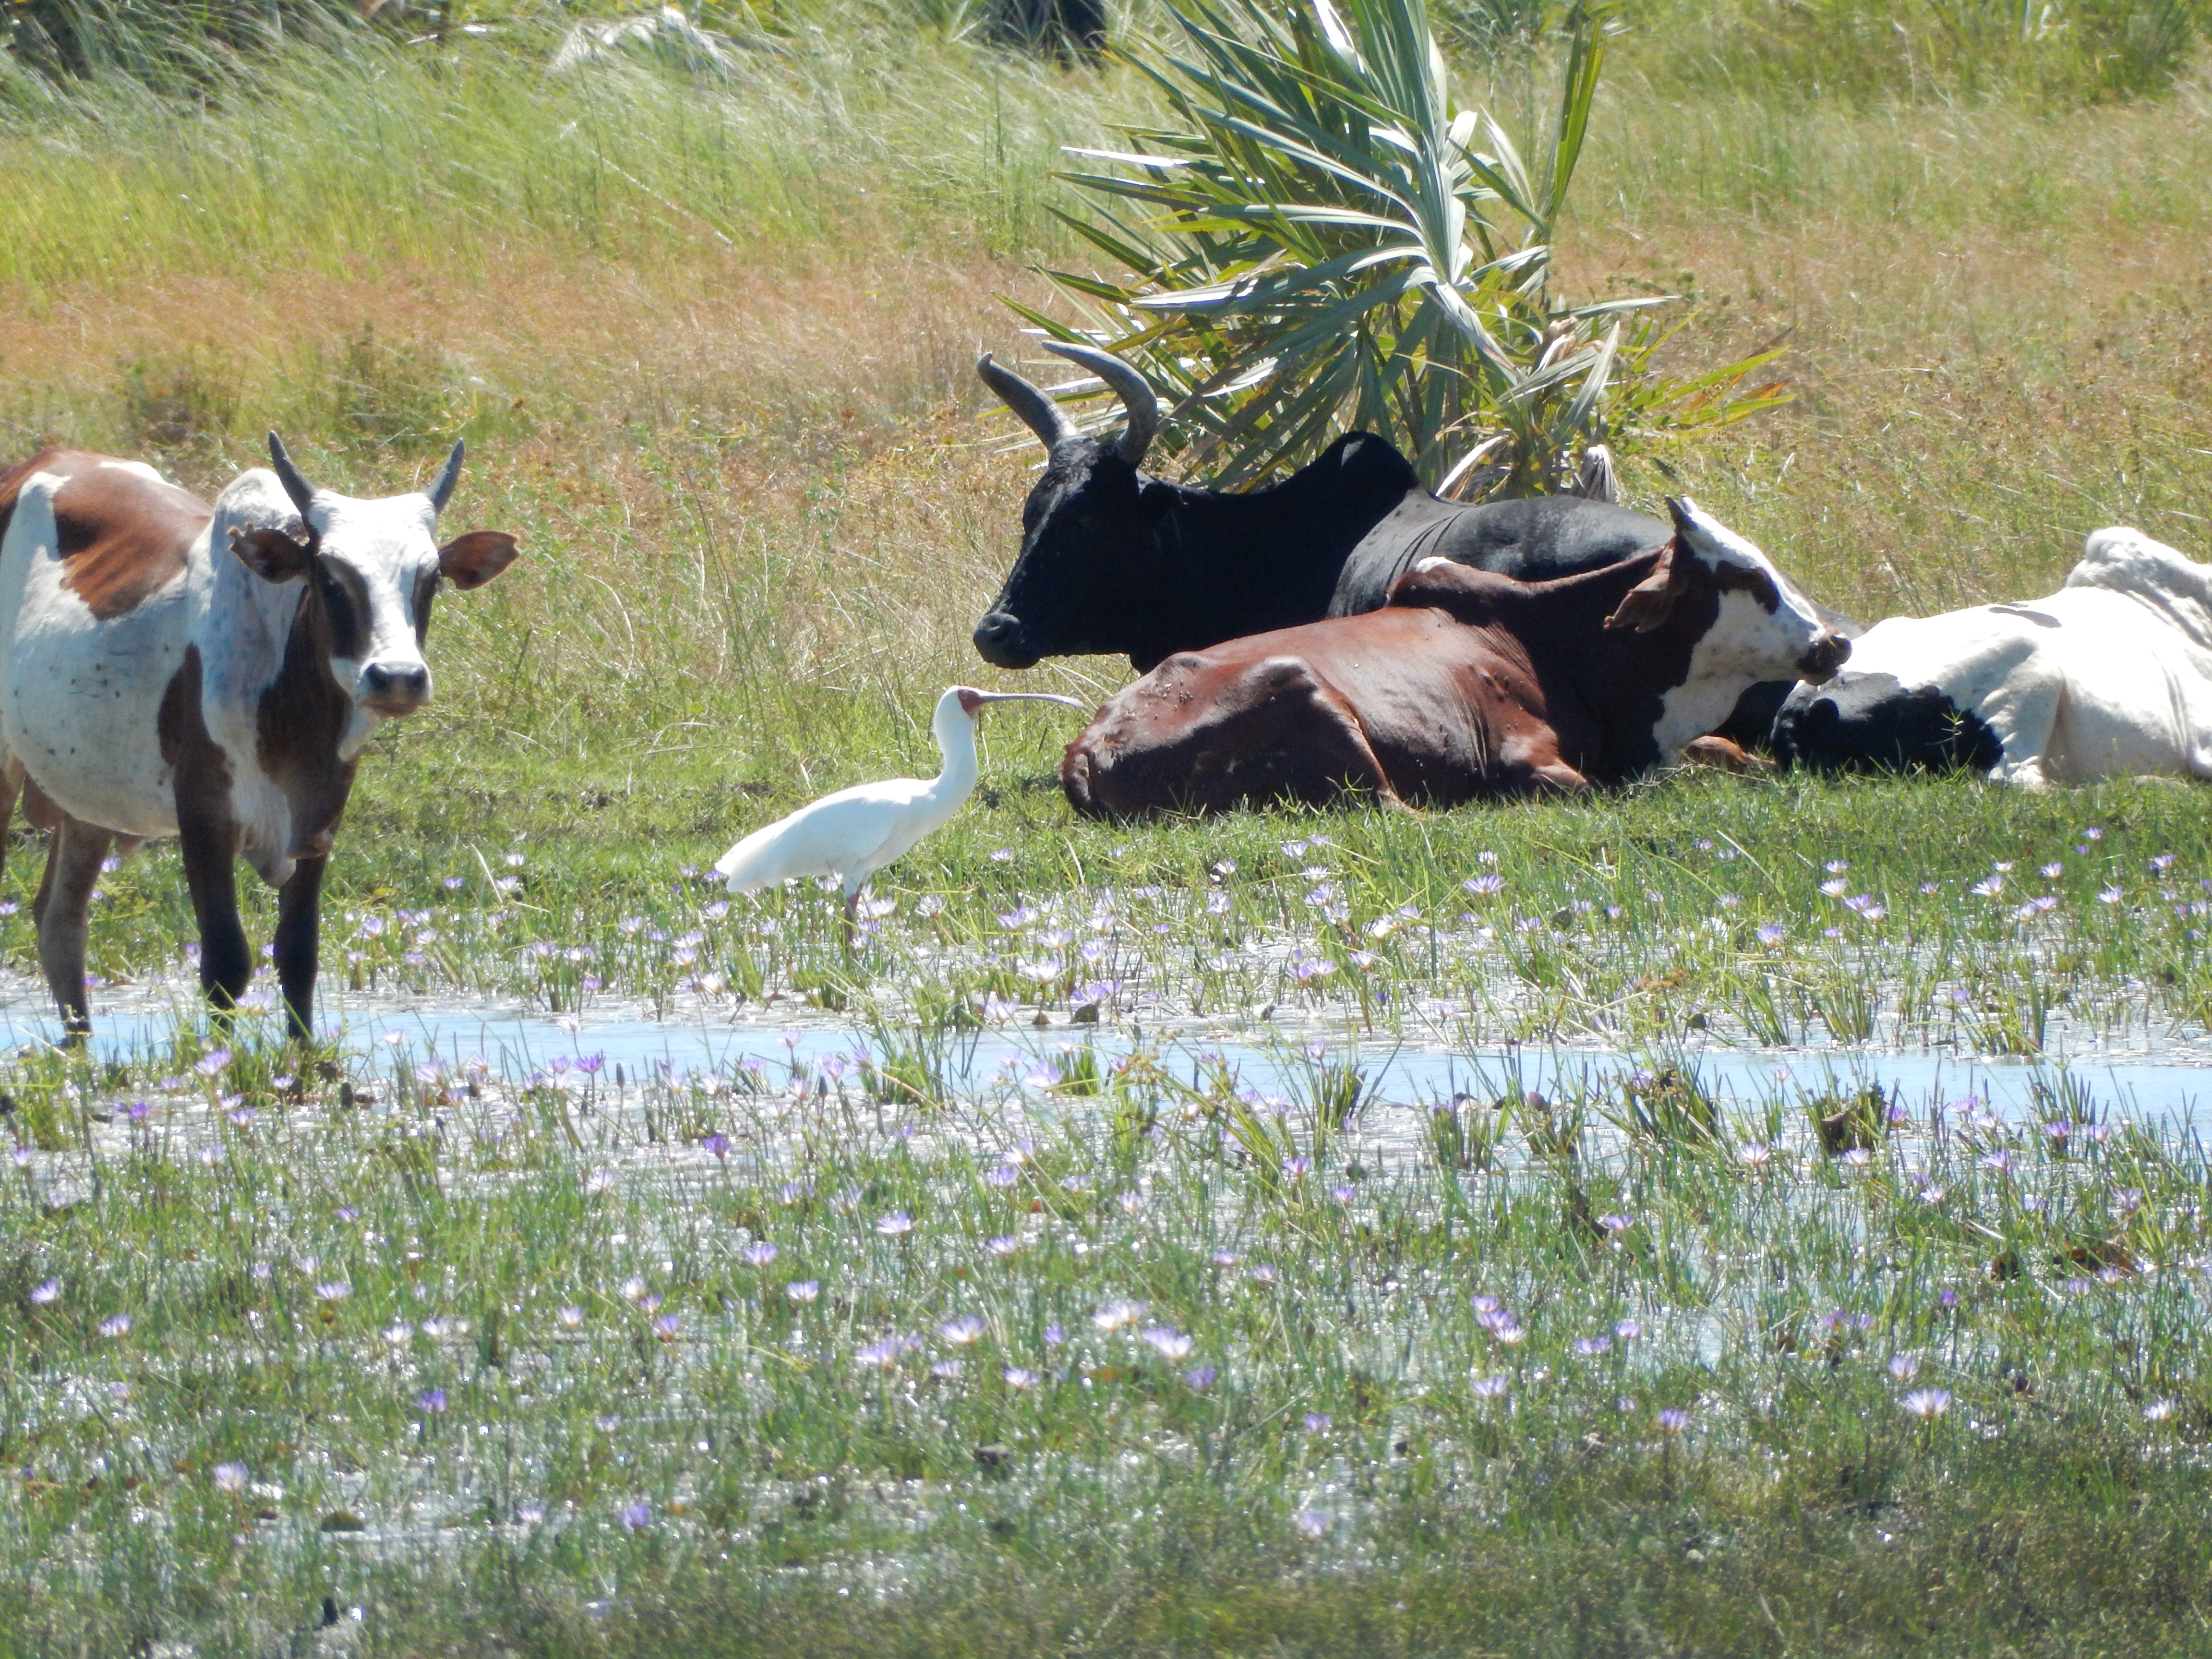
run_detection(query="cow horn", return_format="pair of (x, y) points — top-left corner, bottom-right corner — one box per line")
(1042, 340), (1159, 467)
(266, 432), (319, 522)
(426, 437), (465, 515)
(978, 352), (1076, 452)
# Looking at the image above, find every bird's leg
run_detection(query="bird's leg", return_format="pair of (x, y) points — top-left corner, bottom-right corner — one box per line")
(842, 888), (861, 954)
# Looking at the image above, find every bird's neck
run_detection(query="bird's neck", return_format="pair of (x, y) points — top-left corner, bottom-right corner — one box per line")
(932, 721), (981, 804)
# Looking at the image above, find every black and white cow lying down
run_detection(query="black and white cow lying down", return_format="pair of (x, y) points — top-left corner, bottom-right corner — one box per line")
(1773, 527), (2212, 787)
(1061, 498), (1851, 816)
(0, 438), (518, 1038)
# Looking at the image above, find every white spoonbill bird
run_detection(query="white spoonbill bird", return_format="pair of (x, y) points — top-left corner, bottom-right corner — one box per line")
(714, 686), (1090, 940)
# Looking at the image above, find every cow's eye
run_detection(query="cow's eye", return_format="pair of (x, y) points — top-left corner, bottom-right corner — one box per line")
(316, 564), (357, 646)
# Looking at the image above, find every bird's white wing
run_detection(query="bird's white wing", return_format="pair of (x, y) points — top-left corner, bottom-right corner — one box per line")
(714, 779), (932, 890)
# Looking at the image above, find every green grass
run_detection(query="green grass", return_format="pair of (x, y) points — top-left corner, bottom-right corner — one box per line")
(0, 17), (1107, 295)
(1626, 0), (2212, 107)
(13, 769), (2212, 1652)
(5, 6), (2212, 1653)
(24, 765), (2212, 1053)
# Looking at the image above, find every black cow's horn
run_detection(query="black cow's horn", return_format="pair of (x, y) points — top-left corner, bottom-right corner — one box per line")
(978, 352), (1076, 452)
(426, 437), (465, 515)
(267, 432), (319, 522)
(1042, 340), (1159, 468)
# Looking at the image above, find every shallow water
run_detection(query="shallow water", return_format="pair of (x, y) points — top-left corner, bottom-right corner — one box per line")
(9, 968), (2212, 1129)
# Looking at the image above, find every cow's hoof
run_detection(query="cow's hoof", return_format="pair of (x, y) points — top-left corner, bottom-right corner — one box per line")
(1681, 736), (1772, 774)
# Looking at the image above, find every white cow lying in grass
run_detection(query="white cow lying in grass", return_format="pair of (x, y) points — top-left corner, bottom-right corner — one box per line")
(1773, 526), (2212, 788)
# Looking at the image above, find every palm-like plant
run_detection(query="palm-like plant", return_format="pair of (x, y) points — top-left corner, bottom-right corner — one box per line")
(1016, 0), (1784, 496)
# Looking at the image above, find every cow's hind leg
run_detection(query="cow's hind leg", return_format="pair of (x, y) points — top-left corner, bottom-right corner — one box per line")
(33, 815), (114, 1040)
(1074, 657), (1404, 816)
(1239, 661), (1402, 808)
(0, 759), (20, 888)
(272, 854), (327, 1045)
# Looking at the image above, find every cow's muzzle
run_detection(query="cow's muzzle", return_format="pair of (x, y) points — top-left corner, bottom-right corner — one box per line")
(1796, 630), (1851, 685)
(973, 611), (1039, 670)
(361, 661), (432, 716)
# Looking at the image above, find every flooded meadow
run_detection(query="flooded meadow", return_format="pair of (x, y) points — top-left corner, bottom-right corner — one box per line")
(12, 777), (2212, 1652)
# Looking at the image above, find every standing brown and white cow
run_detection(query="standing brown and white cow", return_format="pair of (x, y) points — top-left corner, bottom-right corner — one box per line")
(0, 436), (518, 1039)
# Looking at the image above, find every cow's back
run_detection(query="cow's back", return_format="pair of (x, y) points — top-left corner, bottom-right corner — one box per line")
(2032, 584), (2212, 781)
(1332, 493), (1668, 616)
(0, 452), (207, 837)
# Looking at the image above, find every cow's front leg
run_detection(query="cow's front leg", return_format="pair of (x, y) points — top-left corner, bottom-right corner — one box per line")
(273, 854), (328, 1044)
(33, 816), (115, 1040)
(1679, 735), (1770, 774)
(177, 809), (253, 1013)
(1980, 671), (2064, 790)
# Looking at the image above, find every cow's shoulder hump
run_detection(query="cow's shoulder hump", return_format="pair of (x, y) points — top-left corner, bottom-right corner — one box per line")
(1321, 432), (1419, 499)
(36, 454), (210, 620)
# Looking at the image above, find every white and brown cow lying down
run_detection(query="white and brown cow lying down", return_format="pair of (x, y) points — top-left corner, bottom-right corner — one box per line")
(1772, 527), (2212, 788)
(1060, 498), (1849, 816)
(0, 437), (518, 1039)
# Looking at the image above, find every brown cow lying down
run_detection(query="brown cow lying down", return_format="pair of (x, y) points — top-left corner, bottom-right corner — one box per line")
(1061, 497), (1849, 815)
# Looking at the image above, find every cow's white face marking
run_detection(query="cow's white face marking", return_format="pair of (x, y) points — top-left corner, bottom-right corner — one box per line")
(200, 465), (457, 872)
(1670, 497), (1837, 676)
(297, 491), (443, 749)
(1653, 499), (1848, 760)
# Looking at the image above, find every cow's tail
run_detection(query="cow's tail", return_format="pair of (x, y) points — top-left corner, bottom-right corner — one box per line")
(0, 454), (43, 552)
(0, 454), (56, 732)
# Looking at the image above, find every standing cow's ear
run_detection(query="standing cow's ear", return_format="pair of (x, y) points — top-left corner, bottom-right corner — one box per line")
(437, 530), (521, 590)
(229, 525), (314, 583)
(1603, 541), (1687, 633)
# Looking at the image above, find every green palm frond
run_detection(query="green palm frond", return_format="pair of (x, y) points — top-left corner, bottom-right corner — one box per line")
(1032, 0), (1788, 497)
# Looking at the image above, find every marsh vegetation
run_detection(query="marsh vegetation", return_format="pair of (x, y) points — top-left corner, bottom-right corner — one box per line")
(5, 0), (2212, 1652)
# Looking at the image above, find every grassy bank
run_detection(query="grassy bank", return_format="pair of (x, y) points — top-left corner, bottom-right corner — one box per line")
(0, 16), (2204, 791)
(19, 767), (2212, 1067)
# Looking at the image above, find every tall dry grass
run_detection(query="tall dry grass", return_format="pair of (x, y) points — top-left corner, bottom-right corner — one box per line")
(1570, 72), (2212, 619)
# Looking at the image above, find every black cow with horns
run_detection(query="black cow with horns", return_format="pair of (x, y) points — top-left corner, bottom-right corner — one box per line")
(972, 341), (1673, 675)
